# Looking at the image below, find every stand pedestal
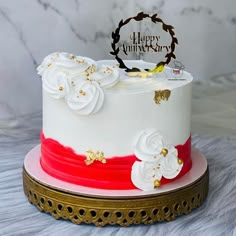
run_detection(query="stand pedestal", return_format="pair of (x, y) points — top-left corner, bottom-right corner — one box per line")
(23, 145), (209, 226)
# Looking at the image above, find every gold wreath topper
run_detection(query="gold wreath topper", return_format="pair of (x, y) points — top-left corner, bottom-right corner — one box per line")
(85, 150), (106, 165)
(154, 89), (171, 104)
(128, 62), (165, 79)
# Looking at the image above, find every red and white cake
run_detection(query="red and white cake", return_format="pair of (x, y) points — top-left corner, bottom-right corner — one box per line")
(37, 52), (193, 191)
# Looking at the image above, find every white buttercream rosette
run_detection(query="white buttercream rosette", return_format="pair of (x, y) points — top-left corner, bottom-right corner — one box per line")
(66, 79), (104, 115)
(37, 52), (95, 99)
(89, 64), (119, 88)
(37, 52), (120, 115)
(131, 129), (183, 191)
(37, 52), (94, 78)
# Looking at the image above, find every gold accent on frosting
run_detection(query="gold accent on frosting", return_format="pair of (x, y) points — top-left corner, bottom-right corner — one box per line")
(79, 90), (86, 96)
(85, 150), (106, 165)
(70, 55), (75, 60)
(154, 89), (171, 104)
(154, 179), (161, 188)
(47, 63), (52, 67)
(128, 63), (165, 79)
(85, 65), (96, 76)
(160, 148), (168, 157)
(128, 71), (154, 79)
(76, 59), (85, 64)
(178, 158), (183, 165)
(59, 86), (64, 91)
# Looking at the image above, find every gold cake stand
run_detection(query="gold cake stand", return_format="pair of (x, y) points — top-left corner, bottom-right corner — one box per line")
(23, 146), (209, 226)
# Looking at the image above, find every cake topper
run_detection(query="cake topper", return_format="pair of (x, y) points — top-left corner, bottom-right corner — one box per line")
(110, 12), (178, 78)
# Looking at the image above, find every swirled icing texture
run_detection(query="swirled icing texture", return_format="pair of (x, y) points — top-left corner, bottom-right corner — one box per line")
(131, 129), (183, 191)
(66, 79), (104, 115)
(37, 52), (120, 115)
(89, 64), (119, 88)
(133, 129), (165, 162)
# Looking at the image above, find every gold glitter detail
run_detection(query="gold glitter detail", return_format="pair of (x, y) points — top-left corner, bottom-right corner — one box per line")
(160, 148), (168, 157)
(85, 65), (96, 76)
(76, 59), (85, 64)
(154, 89), (171, 105)
(105, 67), (113, 73)
(59, 86), (64, 91)
(178, 159), (183, 165)
(70, 55), (75, 60)
(47, 63), (52, 67)
(154, 179), (161, 188)
(85, 150), (106, 165)
(79, 90), (83, 94)
(128, 71), (154, 79)
(82, 92), (86, 96)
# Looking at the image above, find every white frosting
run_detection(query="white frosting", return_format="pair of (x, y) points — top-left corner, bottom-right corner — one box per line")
(43, 81), (192, 156)
(134, 129), (165, 162)
(66, 79), (104, 115)
(41, 68), (70, 99)
(37, 52), (95, 77)
(90, 65), (119, 89)
(131, 129), (183, 191)
(98, 60), (193, 93)
(131, 161), (163, 191)
(160, 146), (183, 179)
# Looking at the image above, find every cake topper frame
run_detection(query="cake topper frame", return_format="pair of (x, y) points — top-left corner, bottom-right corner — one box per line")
(110, 12), (178, 73)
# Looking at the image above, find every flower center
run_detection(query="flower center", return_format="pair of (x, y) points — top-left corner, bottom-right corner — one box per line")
(160, 148), (168, 157)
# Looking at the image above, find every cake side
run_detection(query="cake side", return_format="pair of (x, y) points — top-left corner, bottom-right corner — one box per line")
(43, 82), (192, 156)
(38, 52), (193, 191)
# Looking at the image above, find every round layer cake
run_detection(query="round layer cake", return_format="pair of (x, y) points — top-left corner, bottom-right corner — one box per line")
(38, 52), (193, 191)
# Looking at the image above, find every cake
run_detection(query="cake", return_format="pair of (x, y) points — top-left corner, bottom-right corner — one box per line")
(37, 52), (193, 191)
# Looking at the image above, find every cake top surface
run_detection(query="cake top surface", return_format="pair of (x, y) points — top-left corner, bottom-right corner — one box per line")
(98, 60), (192, 93)
(37, 52), (193, 95)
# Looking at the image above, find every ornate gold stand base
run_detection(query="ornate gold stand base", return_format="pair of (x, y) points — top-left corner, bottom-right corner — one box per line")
(23, 167), (209, 226)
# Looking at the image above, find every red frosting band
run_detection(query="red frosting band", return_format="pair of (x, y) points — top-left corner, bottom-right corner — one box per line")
(40, 132), (192, 190)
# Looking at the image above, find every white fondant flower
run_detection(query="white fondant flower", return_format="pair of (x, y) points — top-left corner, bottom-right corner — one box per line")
(89, 65), (119, 88)
(134, 129), (166, 162)
(160, 147), (183, 179)
(131, 161), (162, 191)
(66, 79), (104, 115)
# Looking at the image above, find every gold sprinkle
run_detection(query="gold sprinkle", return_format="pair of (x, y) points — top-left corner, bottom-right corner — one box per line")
(70, 55), (75, 59)
(79, 90), (83, 94)
(154, 179), (161, 188)
(160, 148), (168, 157)
(59, 86), (64, 91)
(85, 65), (96, 75)
(82, 92), (86, 96)
(178, 159), (183, 165)
(47, 63), (52, 67)
(76, 59), (85, 64)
